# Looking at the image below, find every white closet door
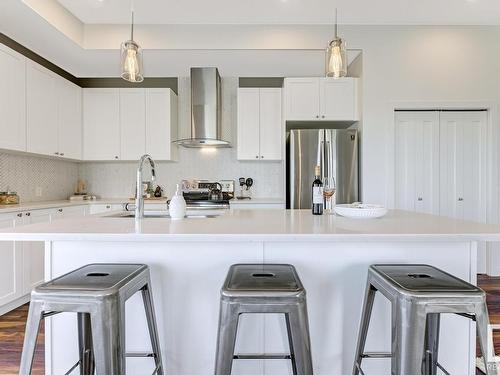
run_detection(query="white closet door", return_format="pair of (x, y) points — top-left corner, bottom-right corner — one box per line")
(439, 111), (487, 222)
(395, 111), (439, 214)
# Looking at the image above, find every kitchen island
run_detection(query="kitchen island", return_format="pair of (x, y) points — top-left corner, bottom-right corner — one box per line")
(1, 209), (500, 375)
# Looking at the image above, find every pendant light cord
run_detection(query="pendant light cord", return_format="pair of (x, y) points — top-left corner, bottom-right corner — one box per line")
(130, 0), (135, 41)
(334, 8), (338, 39)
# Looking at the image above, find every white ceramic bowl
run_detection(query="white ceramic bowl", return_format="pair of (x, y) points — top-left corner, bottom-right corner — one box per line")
(334, 203), (388, 219)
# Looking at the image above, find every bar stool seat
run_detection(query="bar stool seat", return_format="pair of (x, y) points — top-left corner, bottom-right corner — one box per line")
(215, 264), (313, 375)
(19, 263), (164, 375)
(353, 264), (494, 375)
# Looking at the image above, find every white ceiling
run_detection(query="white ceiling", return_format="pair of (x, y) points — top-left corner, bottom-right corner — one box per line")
(57, 0), (500, 25)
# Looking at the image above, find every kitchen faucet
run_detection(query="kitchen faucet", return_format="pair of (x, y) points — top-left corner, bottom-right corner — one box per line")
(135, 154), (156, 219)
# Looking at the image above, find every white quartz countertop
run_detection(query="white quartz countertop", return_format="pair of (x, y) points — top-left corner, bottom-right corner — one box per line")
(1, 209), (500, 242)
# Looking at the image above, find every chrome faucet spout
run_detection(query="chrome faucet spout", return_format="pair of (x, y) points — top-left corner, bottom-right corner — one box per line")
(135, 154), (156, 219)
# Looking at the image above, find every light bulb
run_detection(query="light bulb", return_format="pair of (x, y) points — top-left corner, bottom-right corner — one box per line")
(124, 48), (138, 82)
(329, 45), (343, 78)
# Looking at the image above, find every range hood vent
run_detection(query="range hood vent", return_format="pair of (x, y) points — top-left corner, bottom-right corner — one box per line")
(174, 67), (230, 148)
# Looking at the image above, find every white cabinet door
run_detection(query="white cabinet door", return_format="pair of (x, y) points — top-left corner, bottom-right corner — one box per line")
(259, 88), (282, 160)
(394, 111), (439, 214)
(83, 88), (120, 160)
(51, 205), (87, 221)
(320, 78), (359, 121)
(57, 78), (82, 159)
(88, 204), (124, 215)
(237, 88), (260, 160)
(284, 78), (320, 120)
(27, 61), (58, 156)
(0, 44), (26, 151)
(439, 111), (487, 222)
(0, 213), (22, 307)
(22, 210), (50, 294)
(120, 88), (146, 160)
(146, 88), (178, 161)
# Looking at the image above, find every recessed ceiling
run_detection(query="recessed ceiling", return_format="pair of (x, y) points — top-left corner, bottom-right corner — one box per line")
(57, 0), (500, 25)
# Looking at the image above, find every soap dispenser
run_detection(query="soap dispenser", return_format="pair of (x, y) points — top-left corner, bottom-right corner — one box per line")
(169, 184), (186, 220)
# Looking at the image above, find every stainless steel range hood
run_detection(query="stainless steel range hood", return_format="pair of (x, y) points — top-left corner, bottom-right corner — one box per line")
(174, 67), (231, 148)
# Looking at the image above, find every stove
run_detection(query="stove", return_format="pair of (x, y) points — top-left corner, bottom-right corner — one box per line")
(181, 180), (234, 209)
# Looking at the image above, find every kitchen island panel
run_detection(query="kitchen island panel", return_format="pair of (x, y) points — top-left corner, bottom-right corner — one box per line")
(44, 239), (476, 375)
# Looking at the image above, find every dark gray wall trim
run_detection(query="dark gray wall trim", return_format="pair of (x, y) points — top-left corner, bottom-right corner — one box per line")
(1, 34), (178, 92)
(239, 77), (284, 88)
(0, 33), (80, 85)
(79, 77), (178, 94)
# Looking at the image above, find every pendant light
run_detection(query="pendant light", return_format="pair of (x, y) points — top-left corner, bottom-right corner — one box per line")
(325, 8), (347, 78)
(121, 3), (144, 83)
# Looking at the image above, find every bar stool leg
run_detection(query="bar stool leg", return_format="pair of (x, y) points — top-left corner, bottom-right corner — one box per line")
(286, 302), (313, 375)
(352, 283), (377, 375)
(475, 301), (496, 375)
(394, 302), (427, 375)
(19, 300), (44, 375)
(77, 313), (95, 375)
(141, 283), (164, 375)
(423, 313), (440, 375)
(214, 300), (240, 375)
(90, 299), (124, 375)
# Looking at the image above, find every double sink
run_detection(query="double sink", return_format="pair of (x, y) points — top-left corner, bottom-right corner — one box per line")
(107, 210), (224, 219)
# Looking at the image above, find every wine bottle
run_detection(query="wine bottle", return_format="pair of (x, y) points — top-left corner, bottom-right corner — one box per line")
(312, 165), (323, 215)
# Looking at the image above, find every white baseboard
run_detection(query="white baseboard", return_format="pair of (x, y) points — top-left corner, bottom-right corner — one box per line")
(0, 294), (30, 316)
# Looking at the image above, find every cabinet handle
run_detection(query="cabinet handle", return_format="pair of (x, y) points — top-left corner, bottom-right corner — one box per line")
(115, 156), (119, 159)
(17, 213), (22, 218)
(106, 205), (111, 209)
(255, 155), (259, 159)
(25, 212), (31, 217)
(58, 208), (63, 212)
(60, 153), (64, 156)
(261, 156), (264, 159)
(316, 115), (319, 119)
(321, 115), (325, 119)
(458, 197), (464, 201)
(417, 197), (423, 201)
(54, 152), (59, 155)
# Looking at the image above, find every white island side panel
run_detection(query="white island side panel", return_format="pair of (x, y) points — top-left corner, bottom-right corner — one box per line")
(45, 240), (476, 375)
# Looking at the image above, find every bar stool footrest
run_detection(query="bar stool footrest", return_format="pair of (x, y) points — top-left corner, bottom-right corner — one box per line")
(233, 353), (292, 360)
(126, 352), (157, 358)
(361, 352), (392, 359)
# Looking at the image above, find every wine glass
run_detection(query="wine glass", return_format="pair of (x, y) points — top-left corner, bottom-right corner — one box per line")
(322, 176), (336, 214)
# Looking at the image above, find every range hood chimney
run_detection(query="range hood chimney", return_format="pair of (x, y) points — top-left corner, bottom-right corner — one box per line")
(174, 67), (230, 148)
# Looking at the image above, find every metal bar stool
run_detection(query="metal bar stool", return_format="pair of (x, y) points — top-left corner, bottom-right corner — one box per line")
(353, 264), (494, 375)
(19, 263), (164, 375)
(214, 264), (313, 375)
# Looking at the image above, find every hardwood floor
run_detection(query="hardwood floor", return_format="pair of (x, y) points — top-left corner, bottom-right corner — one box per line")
(1, 276), (499, 374)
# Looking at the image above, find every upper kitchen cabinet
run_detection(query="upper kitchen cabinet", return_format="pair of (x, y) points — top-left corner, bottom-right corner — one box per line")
(0, 44), (26, 152)
(146, 88), (178, 161)
(237, 88), (282, 161)
(27, 61), (82, 159)
(83, 88), (121, 160)
(83, 87), (178, 161)
(26, 61), (58, 156)
(120, 88), (146, 160)
(57, 78), (82, 160)
(284, 77), (359, 122)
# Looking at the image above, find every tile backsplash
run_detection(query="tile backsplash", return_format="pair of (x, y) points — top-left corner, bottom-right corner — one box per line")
(0, 76), (285, 202)
(0, 153), (78, 202)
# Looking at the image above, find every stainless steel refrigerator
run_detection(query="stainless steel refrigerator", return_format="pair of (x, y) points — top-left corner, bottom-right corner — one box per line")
(286, 129), (358, 209)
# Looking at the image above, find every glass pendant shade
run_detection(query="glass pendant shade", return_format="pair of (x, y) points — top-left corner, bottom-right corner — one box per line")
(326, 37), (347, 78)
(121, 40), (143, 83)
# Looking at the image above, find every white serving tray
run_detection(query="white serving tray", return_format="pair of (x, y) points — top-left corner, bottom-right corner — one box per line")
(334, 203), (388, 219)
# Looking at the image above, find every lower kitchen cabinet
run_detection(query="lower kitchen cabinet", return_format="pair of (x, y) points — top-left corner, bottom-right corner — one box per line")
(88, 204), (124, 215)
(0, 213), (23, 310)
(22, 210), (50, 295)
